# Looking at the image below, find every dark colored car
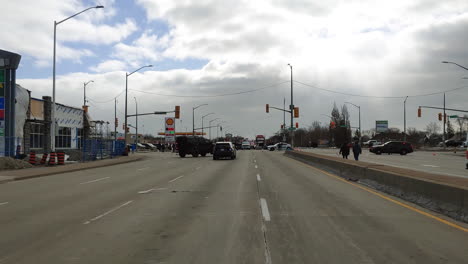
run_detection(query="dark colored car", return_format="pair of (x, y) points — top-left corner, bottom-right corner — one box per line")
(176, 136), (213, 158)
(213, 142), (236, 160)
(370, 141), (413, 155)
(445, 139), (463, 147)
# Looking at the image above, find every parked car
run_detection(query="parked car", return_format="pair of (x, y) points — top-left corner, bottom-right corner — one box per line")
(267, 142), (292, 151)
(213, 142), (236, 160)
(369, 141), (413, 155)
(142, 143), (156, 150)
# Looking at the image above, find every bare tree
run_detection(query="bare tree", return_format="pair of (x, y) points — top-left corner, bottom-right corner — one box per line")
(456, 115), (466, 137)
(425, 122), (441, 136)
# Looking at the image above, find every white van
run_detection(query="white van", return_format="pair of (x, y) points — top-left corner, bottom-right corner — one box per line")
(242, 142), (250, 150)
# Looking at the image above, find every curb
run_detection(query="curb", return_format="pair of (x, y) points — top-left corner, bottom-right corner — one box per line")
(0, 156), (145, 183)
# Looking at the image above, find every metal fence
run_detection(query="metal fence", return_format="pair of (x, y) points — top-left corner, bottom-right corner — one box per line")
(81, 139), (126, 162)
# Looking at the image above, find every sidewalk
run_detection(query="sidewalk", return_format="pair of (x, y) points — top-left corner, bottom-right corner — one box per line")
(0, 154), (145, 184)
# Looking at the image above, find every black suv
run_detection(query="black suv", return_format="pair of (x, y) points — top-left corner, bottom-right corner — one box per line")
(369, 141), (413, 155)
(213, 142), (236, 160)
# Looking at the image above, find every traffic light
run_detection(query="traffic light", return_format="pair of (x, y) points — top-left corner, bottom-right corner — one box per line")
(122, 123), (125, 130)
(175, 106), (180, 119)
(438, 113), (442, 121)
(266, 104), (269, 113)
(295, 122), (299, 128)
(330, 121), (336, 129)
(126, 127), (129, 133)
(281, 124), (284, 129)
(115, 118), (118, 128)
(417, 108), (421, 117)
(294, 107), (299, 118)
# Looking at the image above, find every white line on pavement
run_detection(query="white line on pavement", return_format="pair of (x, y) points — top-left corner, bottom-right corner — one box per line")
(138, 187), (167, 194)
(137, 167), (149, 171)
(169, 175), (184, 183)
(0, 202), (8, 206)
(260, 198), (271, 221)
(254, 159), (256, 163)
(422, 164), (440, 168)
(257, 174), (261, 181)
(79, 177), (110, 185)
(255, 165), (258, 169)
(83, 200), (133, 225)
(196, 166), (201, 170)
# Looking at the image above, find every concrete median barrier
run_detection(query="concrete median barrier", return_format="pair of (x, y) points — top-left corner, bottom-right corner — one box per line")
(285, 150), (468, 223)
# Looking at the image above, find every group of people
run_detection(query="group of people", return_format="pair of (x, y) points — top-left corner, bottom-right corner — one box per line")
(339, 141), (362, 161)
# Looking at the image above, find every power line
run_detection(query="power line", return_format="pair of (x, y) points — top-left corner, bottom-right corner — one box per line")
(294, 80), (468, 99)
(86, 89), (125, 104)
(129, 81), (289, 98)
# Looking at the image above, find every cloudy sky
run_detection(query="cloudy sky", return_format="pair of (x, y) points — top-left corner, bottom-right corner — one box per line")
(4, 0), (468, 138)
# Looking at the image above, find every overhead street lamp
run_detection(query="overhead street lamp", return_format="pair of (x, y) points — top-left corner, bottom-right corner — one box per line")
(52, 5), (104, 151)
(83, 80), (93, 107)
(344, 102), (361, 144)
(201, 112), (214, 137)
(192, 104), (208, 136)
(442, 61), (468, 71)
(209, 118), (220, 140)
(216, 121), (227, 139)
(124, 65), (153, 144)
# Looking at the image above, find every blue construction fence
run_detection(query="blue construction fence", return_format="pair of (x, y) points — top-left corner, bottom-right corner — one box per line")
(81, 139), (126, 162)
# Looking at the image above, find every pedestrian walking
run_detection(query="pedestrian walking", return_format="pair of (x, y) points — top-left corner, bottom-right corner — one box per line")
(339, 142), (350, 159)
(352, 140), (362, 161)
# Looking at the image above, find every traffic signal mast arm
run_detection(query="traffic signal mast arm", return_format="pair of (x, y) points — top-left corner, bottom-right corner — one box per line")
(418, 106), (468, 113)
(269, 105), (292, 113)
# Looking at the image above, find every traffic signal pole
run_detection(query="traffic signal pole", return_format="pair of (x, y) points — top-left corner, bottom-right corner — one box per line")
(288, 64), (294, 148)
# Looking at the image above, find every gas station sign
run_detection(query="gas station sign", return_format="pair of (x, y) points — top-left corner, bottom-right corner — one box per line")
(165, 117), (176, 142)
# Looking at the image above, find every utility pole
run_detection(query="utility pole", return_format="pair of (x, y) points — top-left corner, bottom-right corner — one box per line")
(134, 97), (138, 149)
(443, 93), (446, 149)
(114, 98), (117, 141)
(288, 64), (294, 148)
(83, 80), (93, 107)
(283, 97), (286, 142)
(404, 96), (408, 142)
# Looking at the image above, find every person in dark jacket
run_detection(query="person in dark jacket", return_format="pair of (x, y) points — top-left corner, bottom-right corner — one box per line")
(339, 142), (350, 159)
(352, 140), (362, 161)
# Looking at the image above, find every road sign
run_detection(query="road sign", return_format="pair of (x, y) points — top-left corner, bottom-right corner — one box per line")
(376, 120), (388, 132)
(165, 117), (176, 142)
(288, 127), (296, 131)
(449, 115), (459, 118)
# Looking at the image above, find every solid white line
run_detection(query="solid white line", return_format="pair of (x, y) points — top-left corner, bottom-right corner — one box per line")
(0, 202), (8, 206)
(83, 200), (133, 225)
(260, 198), (271, 221)
(255, 165), (258, 169)
(138, 187), (167, 194)
(169, 175), (184, 183)
(79, 177), (110, 185)
(257, 174), (261, 181)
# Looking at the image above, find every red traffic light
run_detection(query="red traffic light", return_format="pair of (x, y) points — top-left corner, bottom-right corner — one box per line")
(295, 122), (299, 128)
(175, 106), (180, 119)
(294, 107), (299, 118)
(417, 108), (421, 117)
(438, 113), (442, 121)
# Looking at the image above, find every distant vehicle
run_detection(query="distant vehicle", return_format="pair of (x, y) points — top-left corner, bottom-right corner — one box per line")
(445, 139), (463, 147)
(241, 141), (250, 150)
(176, 136), (213, 158)
(255, 135), (266, 149)
(136, 143), (146, 149)
(142, 143), (155, 150)
(213, 142), (237, 160)
(364, 140), (381, 147)
(369, 141), (413, 155)
(267, 142), (292, 151)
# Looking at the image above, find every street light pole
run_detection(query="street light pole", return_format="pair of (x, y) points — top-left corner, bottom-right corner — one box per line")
(83, 80), (93, 107)
(287, 64), (294, 148)
(192, 104), (208, 136)
(52, 5), (104, 151)
(403, 98), (407, 141)
(134, 97), (138, 148)
(201, 113), (214, 138)
(124, 65), (153, 145)
(209, 118), (220, 140)
(345, 102), (361, 144)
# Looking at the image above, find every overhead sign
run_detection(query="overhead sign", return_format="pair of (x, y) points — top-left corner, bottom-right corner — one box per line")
(165, 117), (176, 142)
(376, 120), (388, 132)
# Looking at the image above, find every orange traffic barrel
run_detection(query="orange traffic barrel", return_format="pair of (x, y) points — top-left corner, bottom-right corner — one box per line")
(57, 152), (65, 165)
(29, 151), (36, 165)
(48, 152), (56, 165)
(40, 153), (48, 165)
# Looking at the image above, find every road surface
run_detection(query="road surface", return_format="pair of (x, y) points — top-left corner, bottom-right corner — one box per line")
(0, 151), (467, 263)
(301, 147), (468, 178)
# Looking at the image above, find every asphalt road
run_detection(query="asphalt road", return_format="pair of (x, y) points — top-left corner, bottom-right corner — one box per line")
(301, 147), (468, 178)
(0, 151), (467, 263)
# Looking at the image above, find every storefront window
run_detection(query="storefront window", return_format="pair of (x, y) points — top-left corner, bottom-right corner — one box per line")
(55, 127), (71, 148)
(30, 123), (44, 149)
